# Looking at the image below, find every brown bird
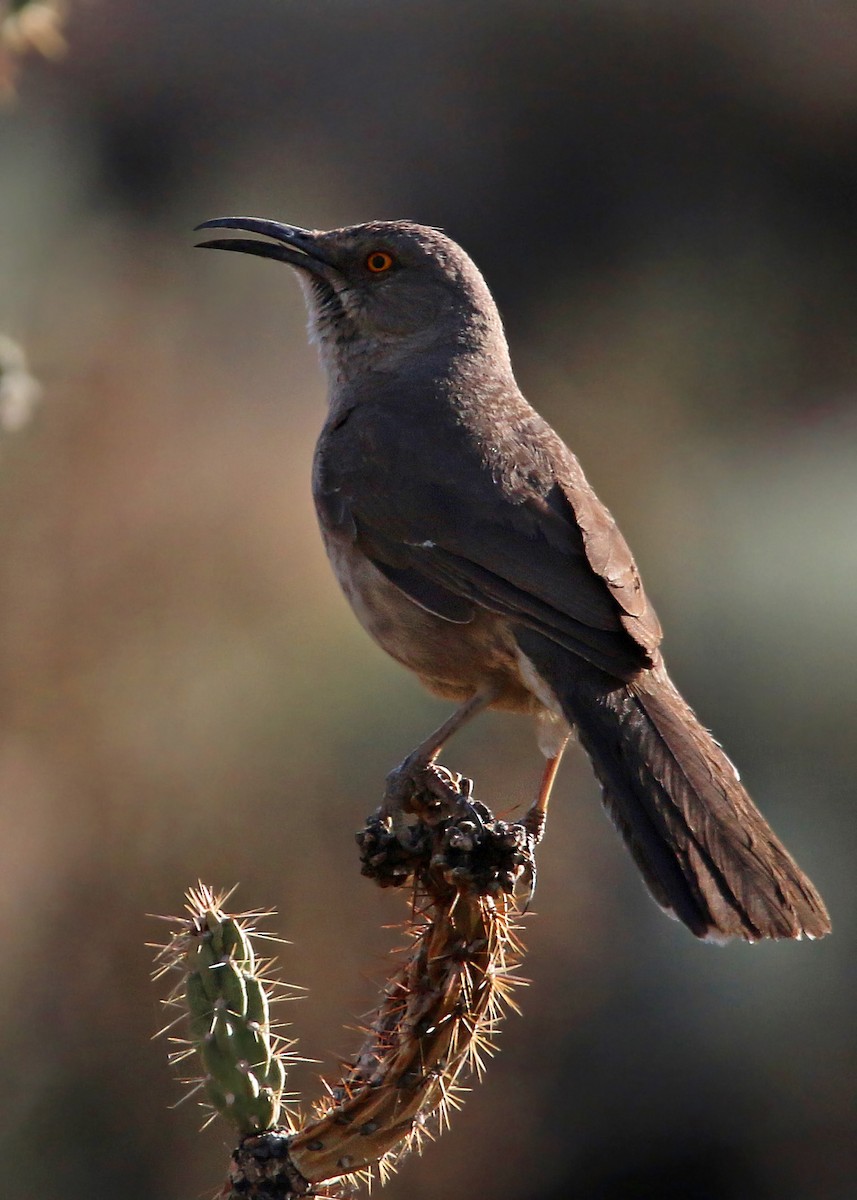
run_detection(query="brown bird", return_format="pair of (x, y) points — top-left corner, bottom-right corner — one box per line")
(197, 216), (830, 944)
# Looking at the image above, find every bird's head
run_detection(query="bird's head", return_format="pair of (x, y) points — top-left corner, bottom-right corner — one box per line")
(195, 218), (510, 384)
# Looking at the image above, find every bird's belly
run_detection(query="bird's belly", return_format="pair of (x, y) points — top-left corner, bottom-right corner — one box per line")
(322, 531), (540, 713)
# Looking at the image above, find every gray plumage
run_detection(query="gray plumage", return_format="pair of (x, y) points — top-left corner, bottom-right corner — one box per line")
(197, 216), (830, 943)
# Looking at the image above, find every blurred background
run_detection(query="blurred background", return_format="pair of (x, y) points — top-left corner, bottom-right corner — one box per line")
(1, 2), (855, 1197)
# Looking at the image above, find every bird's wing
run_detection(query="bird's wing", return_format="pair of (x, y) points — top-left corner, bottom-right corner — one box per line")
(315, 398), (662, 681)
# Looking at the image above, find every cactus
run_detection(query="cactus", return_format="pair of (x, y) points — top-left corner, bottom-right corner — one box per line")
(152, 884), (299, 1137)
(152, 770), (537, 1197)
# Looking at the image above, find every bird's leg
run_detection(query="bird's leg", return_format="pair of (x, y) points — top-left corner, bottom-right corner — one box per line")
(513, 737), (570, 907)
(523, 737), (570, 845)
(382, 686), (499, 820)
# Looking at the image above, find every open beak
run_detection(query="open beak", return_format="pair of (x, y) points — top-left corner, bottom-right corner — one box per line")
(194, 217), (336, 279)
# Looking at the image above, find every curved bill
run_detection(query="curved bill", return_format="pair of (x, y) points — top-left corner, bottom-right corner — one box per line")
(194, 217), (335, 275)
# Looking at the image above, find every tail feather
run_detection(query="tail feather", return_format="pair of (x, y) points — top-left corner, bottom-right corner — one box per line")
(515, 631), (830, 941)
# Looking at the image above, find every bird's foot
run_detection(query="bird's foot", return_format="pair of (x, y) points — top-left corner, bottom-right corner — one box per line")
(382, 754), (455, 814)
(359, 759), (478, 888)
(382, 755), (471, 819)
(521, 803), (548, 846)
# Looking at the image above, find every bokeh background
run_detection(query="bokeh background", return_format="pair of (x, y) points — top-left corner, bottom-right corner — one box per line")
(1, 3), (855, 1198)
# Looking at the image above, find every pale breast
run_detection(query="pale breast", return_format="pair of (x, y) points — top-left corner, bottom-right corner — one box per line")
(321, 525), (544, 713)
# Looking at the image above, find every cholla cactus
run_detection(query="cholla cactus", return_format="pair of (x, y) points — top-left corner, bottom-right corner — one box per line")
(289, 877), (526, 1189)
(153, 884), (300, 1137)
(153, 771), (536, 1198)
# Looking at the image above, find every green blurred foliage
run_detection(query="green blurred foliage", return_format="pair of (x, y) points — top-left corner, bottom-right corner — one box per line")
(0, 4), (855, 1199)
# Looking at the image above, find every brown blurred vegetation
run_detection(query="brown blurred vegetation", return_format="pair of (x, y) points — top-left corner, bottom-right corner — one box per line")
(0, 3), (855, 1198)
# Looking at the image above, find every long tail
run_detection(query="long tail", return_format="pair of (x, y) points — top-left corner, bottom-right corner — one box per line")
(517, 633), (830, 941)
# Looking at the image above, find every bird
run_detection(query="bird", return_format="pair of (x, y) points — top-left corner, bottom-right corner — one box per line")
(196, 215), (830, 944)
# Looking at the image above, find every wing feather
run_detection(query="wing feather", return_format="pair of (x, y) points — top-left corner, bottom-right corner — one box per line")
(314, 391), (663, 681)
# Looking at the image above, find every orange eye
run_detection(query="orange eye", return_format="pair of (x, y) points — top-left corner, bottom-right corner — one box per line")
(366, 251), (394, 273)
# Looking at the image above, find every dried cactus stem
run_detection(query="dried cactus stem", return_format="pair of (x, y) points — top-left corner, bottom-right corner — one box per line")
(295, 899), (516, 1182)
